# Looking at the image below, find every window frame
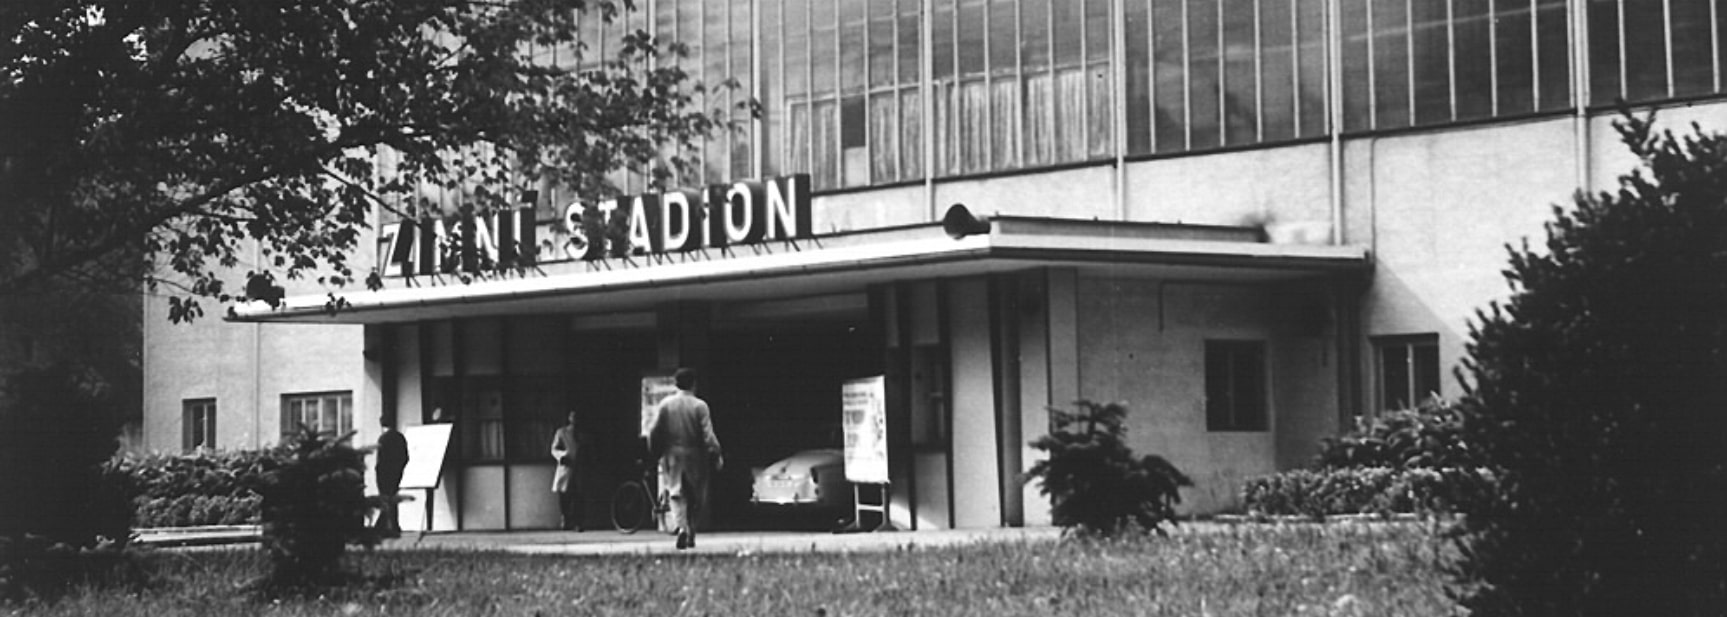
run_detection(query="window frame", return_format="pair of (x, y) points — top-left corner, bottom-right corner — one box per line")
(1372, 333), (1441, 412)
(183, 398), (217, 451)
(1204, 339), (1269, 432)
(281, 390), (355, 439)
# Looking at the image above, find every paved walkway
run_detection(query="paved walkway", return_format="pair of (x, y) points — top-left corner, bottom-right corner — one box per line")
(138, 525), (1064, 556)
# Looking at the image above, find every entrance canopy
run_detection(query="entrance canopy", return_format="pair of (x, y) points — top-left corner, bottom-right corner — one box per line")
(228, 214), (1370, 325)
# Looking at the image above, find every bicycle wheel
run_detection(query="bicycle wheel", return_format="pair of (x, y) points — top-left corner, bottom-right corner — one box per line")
(611, 481), (653, 534)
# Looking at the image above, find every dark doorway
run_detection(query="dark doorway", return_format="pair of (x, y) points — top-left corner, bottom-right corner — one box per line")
(704, 323), (878, 530)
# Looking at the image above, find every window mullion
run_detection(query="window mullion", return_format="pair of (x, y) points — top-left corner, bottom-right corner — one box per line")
(1663, 0), (1675, 97)
(1017, 0), (1026, 170)
(1290, 1), (1300, 136)
(1447, 0), (1457, 120)
(1488, 0), (1499, 115)
(1406, 0), (1415, 123)
(1215, 0), (1225, 145)
(1367, 0), (1378, 128)
(1181, 0), (1192, 149)
(1615, 0), (1626, 100)
(1254, 0), (1265, 141)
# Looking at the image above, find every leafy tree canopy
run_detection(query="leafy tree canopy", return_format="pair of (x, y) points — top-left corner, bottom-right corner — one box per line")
(1, 0), (732, 322)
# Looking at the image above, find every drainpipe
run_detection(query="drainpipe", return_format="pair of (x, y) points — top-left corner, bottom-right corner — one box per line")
(1327, 0), (1345, 246)
(1571, 0), (1592, 193)
(253, 240), (263, 449)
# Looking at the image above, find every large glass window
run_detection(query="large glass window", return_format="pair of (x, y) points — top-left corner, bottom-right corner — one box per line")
(1128, 0), (1329, 154)
(1374, 334), (1440, 412)
(1590, 0), (1727, 105)
(533, 0), (1727, 195)
(765, 0), (920, 190)
(423, 318), (568, 463)
(926, 0), (1113, 176)
(282, 392), (353, 438)
(1342, 0), (1573, 132)
(1205, 340), (1268, 432)
(183, 398), (216, 451)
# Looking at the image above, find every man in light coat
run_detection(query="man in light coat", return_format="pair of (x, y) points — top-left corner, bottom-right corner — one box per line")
(550, 411), (587, 531)
(648, 368), (723, 549)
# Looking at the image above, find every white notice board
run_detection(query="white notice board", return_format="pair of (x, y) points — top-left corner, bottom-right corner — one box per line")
(842, 376), (889, 484)
(398, 423), (453, 490)
(640, 374), (679, 438)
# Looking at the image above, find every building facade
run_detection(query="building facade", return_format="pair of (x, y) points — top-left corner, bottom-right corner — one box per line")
(146, 0), (1727, 531)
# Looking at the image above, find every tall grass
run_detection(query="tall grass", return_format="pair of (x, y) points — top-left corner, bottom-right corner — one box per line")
(21, 522), (1460, 616)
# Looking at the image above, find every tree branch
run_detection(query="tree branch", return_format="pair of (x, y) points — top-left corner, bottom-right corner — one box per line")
(0, 166), (281, 297)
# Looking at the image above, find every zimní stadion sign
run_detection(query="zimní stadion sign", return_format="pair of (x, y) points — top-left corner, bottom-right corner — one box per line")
(378, 174), (812, 278)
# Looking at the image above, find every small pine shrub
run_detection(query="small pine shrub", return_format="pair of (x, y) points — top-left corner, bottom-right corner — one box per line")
(1024, 400), (1192, 537)
(1452, 114), (1727, 616)
(257, 427), (374, 588)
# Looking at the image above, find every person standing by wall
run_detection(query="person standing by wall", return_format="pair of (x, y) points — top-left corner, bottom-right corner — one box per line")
(648, 368), (724, 550)
(374, 416), (409, 537)
(550, 411), (587, 531)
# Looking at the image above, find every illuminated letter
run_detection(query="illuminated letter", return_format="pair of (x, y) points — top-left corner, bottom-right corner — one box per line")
(627, 193), (661, 254)
(466, 214), (499, 272)
(661, 191), (699, 252)
(701, 185), (729, 248)
(766, 174), (813, 239)
(725, 181), (767, 244)
(380, 222), (415, 277)
(419, 218), (448, 275)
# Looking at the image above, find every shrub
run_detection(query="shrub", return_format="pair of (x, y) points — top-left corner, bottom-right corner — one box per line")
(1314, 398), (1476, 470)
(0, 535), (149, 603)
(132, 494), (263, 528)
(1242, 467), (1495, 518)
(1451, 114), (1727, 616)
(0, 364), (132, 548)
(1024, 400), (1192, 537)
(110, 448), (289, 528)
(257, 427), (375, 587)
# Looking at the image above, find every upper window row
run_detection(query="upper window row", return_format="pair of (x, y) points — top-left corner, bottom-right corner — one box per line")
(541, 0), (1727, 191)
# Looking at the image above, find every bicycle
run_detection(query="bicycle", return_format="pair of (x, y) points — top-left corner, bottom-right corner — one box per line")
(610, 458), (669, 534)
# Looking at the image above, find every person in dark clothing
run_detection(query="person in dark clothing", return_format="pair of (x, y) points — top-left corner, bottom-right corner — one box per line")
(648, 368), (723, 550)
(374, 417), (409, 537)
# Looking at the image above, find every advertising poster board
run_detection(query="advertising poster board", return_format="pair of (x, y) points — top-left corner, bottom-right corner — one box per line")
(640, 373), (680, 438)
(842, 376), (889, 484)
(399, 423), (454, 490)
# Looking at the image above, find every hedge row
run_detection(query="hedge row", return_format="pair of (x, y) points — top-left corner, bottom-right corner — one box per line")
(106, 449), (293, 528)
(132, 494), (263, 528)
(1241, 467), (1495, 518)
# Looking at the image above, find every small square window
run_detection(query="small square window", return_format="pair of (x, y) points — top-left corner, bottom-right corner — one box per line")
(1205, 340), (1268, 432)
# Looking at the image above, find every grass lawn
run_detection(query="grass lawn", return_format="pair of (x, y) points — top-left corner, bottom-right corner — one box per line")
(13, 522), (1462, 616)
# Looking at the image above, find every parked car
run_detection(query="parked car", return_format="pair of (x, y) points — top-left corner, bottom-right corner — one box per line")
(750, 448), (850, 509)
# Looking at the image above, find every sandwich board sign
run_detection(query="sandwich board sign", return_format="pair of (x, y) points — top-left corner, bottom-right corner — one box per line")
(841, 376), (888, 484)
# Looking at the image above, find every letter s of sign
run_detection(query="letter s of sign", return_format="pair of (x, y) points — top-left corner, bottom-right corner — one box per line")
(562, 201), (590, 261)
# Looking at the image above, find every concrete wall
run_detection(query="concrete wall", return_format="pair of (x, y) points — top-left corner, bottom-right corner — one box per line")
(142, 297), (363, 454)
(1125, 142), (1334, 230)
(1073, 277), (1342, 514)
